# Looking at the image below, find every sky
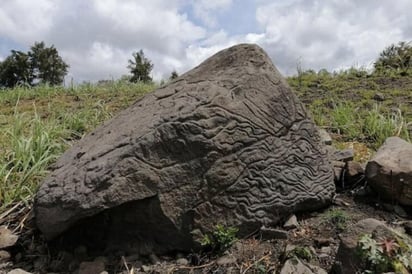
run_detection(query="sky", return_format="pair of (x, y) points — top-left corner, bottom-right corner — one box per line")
(0, 0), (411, 83)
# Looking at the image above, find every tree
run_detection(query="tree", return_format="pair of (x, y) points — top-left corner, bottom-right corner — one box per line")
(128, 50), (153, 83)
(0, 41), (68, 88)
(0, 50), (33, 88)
(29, 41), (69, 85)
(169, 70), (178, 80)
(374, 41), (412, 75)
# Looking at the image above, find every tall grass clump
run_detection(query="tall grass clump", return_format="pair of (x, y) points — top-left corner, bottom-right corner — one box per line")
(363, 105), (410, 149)
(330, 101), (360, 139)
(0, 111), (64, 208)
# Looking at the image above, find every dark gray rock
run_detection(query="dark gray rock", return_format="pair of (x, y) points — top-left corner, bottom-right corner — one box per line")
(34, 44), (334, 254)
(333, 149), (354, 162)
(283, 215), (299, 229)
(260, 226), (288, 240)
(280, 257), (327, 274)
(366, 137), (412, 206)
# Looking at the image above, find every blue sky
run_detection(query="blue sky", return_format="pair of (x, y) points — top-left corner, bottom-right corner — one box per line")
(0, 0), (411, 82)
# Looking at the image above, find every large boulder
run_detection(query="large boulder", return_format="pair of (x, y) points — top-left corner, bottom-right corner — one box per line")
(34, 44), (334, 254)
(366, 137), (412, 205)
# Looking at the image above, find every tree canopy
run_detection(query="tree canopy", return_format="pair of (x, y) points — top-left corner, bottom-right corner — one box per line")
(374, 41), (412, 75)
(0, 41), (69, 88)
(128, 50), (153, 83)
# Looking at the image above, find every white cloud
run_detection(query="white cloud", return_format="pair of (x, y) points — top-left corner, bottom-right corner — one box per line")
(255, 0), (412, 74)
(0, 0), (57, 43)
(0, 0), (411, 82)
(191, 0), (233, 27)
(0, 0), (207, 82)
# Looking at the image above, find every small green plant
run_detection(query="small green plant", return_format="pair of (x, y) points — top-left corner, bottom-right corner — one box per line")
(322, 208), (349, 231)
(201, 224), (238, 254)
(287, 246), (313, 261)
(357, 233), (412, 274)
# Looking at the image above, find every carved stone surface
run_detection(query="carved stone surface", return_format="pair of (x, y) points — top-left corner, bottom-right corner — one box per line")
(35, 44), (334, 253)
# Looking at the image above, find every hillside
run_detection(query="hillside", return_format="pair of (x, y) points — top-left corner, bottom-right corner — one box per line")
(0, 73), (411, 273)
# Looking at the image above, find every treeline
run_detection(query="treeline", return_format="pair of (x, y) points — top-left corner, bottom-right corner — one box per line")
(0, 40), (410, 89)
(297, 41), (412, 79)
(0, 41), (179, 89)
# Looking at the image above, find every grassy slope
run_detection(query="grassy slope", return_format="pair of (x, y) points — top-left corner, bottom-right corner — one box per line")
(0, 81), (154, 210)
(0, 74), (411, 211)
(288, 73), (411, 155)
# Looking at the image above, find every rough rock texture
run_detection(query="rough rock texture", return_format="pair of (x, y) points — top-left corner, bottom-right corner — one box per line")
(366, 137), (412, 205)
(35, 44), (334, 253)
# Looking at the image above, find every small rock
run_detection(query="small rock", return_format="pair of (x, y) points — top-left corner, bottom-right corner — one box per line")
(283, 215), (299, 229)
(216, 255), (236, 266)
(320, 246), (331, 254)
(314, 238), (332, 247)
(176, 258), (189, 266)
(141, 265), (151, 272)
(373, 93), (385, 101)
(124, 254), (139, 262)
(332, 161), (346, 168)
(100, 272), (109, 274)
(393, 205), (408, 218)
(149, 253), (160, 265)
(280, 258), (313, 274)
(94, 256), (108, 264)
(78, 261), (105, 274)
(333, 149), (354, 162)
(0, 226), (19, 249)
(260, 226), (288, 240)
(332, 197), (351, 207)
(346, 161), (364, 178)
(0, 250), (11, 262)
(318, 129), (332, 145)
(7, 269), (32, 274)
(333, 167), (343, 183)
(285, 244), (296, 253)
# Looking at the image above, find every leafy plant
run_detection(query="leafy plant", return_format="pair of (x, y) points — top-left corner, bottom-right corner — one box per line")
(201, 224), (238, 254)
(287, 246), (313, 261)
(358, 233), (412, 274)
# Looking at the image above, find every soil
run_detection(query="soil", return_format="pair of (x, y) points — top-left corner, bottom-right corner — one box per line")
(1, 189), (407, 274)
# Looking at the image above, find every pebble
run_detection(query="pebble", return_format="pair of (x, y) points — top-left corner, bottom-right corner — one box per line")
(283, 215), (299, 229)
(78, 261), (105, 274)
(0, 226), (19, 249)
(176, 258), (189, 266)
(0, 250), (11, 263)
(216, 255), (236, 266)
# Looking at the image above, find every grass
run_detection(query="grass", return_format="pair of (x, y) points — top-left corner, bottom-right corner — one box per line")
(0, 80), (154, 210)
(288, 72), (412, 150)
(0, 71), (411, 213)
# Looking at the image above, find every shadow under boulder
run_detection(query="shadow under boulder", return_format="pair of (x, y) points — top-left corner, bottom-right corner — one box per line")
(51, 196), (196, 256)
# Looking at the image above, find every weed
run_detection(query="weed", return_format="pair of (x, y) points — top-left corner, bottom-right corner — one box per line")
(201, 224), (238, 254)
(286, 246), (313, 261)
(357, 233), (412, 274)
(322, 208), (349, 231)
